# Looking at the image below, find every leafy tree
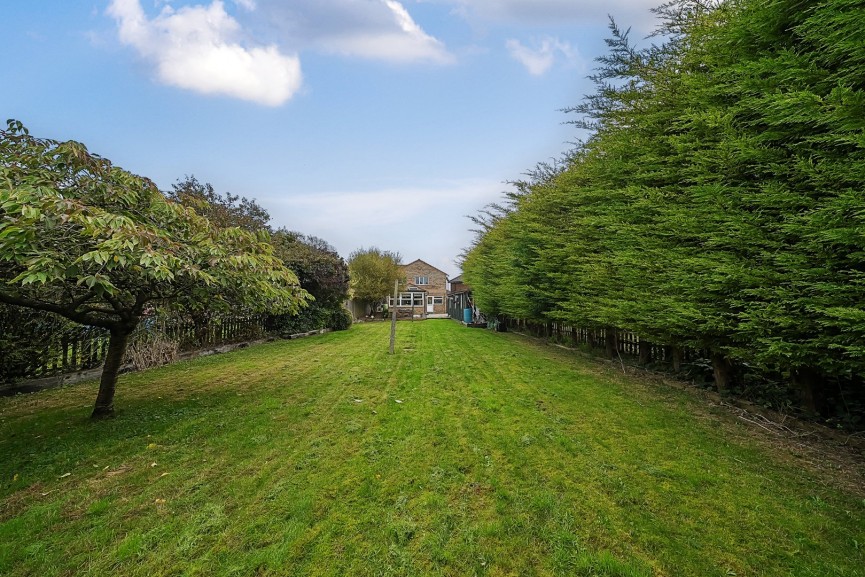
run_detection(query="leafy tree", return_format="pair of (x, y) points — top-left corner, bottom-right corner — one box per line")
(0, 121), (310, 418)
(269, 230), (352, 333)
(164, 175), (275, 345)
(167, 175), (271, 233)
(272, 230), (350, 307)
(347, 247), (402, 311)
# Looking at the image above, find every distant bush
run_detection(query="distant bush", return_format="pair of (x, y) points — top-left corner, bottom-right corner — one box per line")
(268, 303), (330, 337)
(267, 302), (354, 336)
(329, 308), (353, 331)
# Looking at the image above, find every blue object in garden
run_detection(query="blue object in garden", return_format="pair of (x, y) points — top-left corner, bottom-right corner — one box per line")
(463, 308), (472, 324)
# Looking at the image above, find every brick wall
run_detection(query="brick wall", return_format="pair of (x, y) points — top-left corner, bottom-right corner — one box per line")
(399, 260), (448, 316)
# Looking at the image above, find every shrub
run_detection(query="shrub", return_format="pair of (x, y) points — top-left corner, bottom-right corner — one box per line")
(329, 308), (353, 331)
(125, 332), (180, 371)
(268, 303), (330, 337)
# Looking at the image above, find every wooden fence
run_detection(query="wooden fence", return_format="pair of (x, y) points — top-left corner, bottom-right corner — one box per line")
(27, 327), (110, 378)
(152, 314), (269, 351)
(0, 313), (270, 385)
(505, 319), (706, 369)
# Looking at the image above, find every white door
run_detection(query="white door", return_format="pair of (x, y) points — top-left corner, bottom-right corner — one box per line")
(427, 296), (434, 313)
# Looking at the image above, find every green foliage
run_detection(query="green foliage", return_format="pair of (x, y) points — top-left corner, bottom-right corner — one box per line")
(0, 121), (308, 326)
(461, 0), (865, 420)
(268, 302), (332, 336)
(347, 246), (402, 305)
(267, 230), (351, 333)
(166, 174), (271, 233)
(271, 230), (350, 307)
(0, 120), (310, 414)
(328, 306), (353, 331)
(269, 302), (351, 335)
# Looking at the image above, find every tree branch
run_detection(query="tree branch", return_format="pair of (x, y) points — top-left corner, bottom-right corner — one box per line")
(0, 290), (117, 330)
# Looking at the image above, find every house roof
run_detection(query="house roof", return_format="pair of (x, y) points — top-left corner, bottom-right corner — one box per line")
(448, 274), (471, 295)
(402, 259), (449, 278)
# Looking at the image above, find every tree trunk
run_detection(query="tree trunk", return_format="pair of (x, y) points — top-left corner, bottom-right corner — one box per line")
(605, 327), (618, 359)
(193, 313), (210, 348)
(91, 328), (133, 419)
(792, 366), (823, 416)
(711, 352), (733, 393)
(638, 339), (652, 365)
(666, 346), (683, 372)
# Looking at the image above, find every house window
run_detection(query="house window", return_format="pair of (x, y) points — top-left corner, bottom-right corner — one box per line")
(414, 276), (429, 285)
(390, 292), (424, 307)
(433, 296), (443, 305)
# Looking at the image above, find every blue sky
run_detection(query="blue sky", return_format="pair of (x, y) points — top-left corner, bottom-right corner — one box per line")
(3, 0), (660, 276)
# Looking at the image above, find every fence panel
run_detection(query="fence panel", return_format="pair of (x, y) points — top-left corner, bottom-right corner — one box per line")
(501, 316), (708, 370)
(1, 312), (271, 385)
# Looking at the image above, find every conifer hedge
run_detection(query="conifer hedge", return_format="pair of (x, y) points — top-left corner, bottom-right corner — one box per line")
(462, 0), (865, 424)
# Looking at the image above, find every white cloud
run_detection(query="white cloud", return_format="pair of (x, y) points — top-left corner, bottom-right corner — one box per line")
(253, 0), (454, 65)
(264, 179), (504, 270)
(273, 180), (496, 228)
(108, 0), (302, 106)
(506, 36), (582, 76)
(321, 1), (453, 64)
(435, 0), (660, 28)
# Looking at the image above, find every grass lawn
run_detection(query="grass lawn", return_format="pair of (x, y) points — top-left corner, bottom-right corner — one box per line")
(1, 321), (864, 576)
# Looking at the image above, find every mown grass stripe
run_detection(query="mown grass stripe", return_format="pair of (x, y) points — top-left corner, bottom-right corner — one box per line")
(1, 321), (863, 576)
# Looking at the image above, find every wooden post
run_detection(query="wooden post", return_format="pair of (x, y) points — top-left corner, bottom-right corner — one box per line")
(711, 352), (732, 393)
(638, 339), (652, 365)
(792, 366), (822, 416)
(604, 327), (617, 359)
(671, 346), (683, 372)
(389, 279), (398, 354)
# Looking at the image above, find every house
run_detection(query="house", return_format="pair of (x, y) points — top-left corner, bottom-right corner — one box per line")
(388, 259), (449, 319)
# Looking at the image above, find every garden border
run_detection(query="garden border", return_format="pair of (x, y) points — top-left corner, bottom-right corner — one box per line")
(0, 328), (332, 397)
